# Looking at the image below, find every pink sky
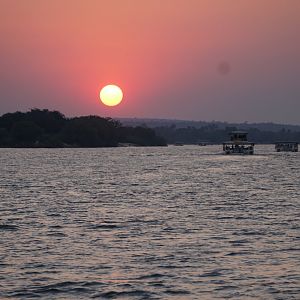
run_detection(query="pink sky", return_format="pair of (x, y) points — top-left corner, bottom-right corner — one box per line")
(1, 0), (299, 124)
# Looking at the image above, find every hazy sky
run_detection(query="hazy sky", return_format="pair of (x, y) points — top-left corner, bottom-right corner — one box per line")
(1, 0), (299, 124)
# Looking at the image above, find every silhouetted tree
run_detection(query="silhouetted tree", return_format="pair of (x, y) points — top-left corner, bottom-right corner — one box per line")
(60, 116), (121, 147)
(0, 112), (26, 130)
(26, 109), (66, 134)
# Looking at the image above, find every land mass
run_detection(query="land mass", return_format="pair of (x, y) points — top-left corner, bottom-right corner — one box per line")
(0, 109), (166, 147)
(117, 118), (300, 144)
(0, 110), (299, 147)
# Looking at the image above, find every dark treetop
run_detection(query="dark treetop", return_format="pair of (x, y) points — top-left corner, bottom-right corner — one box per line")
(0, 109), (166, 147)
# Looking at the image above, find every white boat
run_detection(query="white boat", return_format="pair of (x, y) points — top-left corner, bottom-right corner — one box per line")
(223, 131), (254, 155)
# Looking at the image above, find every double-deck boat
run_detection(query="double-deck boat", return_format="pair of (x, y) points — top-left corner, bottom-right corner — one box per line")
(223, 131), (254, 155)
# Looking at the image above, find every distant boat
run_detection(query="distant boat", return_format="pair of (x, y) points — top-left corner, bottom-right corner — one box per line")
(275, 142), (298, 152)
(223, 131), (254, 155)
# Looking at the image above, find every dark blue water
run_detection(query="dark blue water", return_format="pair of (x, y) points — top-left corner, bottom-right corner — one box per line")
(0, 145), (299, 299)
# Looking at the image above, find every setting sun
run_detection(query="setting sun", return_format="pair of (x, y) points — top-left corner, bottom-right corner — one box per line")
(100, 85), (123, 107)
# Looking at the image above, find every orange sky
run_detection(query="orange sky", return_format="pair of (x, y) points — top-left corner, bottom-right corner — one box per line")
(1, 0), (299, 123)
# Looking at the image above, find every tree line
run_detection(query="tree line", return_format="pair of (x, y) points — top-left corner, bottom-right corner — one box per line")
(153, 124), (300, 144)
(0, 109), (166, 147)
(1, 109), (298, 147)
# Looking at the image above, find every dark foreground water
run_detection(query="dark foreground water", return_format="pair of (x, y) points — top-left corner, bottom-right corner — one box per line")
(0, 145), (299, 299)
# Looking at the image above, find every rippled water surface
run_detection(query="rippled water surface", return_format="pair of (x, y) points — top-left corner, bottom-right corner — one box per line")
(0, 145), (299, 299)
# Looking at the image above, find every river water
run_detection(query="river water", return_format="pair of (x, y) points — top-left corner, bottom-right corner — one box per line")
(0, 145), (299, 299)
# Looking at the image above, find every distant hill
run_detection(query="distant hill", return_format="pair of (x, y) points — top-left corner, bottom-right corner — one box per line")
(118, 118), (300, 144)
(2, 110), (298, 147)
(118, 118), (300, 132)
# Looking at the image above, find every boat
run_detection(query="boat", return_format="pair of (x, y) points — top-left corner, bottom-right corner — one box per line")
(223, 131), (254, 155)
(275, 142), (298, 152)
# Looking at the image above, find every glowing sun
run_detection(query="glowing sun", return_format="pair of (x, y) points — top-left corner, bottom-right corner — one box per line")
(100, 85), (123, 106)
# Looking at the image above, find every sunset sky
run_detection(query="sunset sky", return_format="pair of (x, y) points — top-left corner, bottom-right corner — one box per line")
(1, 0), (299, 124)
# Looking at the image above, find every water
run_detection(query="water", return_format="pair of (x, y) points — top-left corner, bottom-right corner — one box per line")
(0, 145), (299, 299)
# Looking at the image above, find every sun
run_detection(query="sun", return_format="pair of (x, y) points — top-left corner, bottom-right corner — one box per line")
(100, 85), (123, 106)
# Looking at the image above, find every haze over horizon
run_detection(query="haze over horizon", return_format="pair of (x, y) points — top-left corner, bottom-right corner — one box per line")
(1, 0), (299, 124)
